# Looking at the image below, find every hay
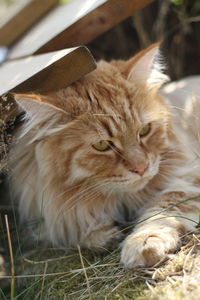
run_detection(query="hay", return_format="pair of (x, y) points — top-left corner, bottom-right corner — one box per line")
(2, 221), (200, 299)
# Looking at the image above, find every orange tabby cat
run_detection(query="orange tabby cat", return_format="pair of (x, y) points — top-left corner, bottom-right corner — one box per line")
(11, 44), (200, 268)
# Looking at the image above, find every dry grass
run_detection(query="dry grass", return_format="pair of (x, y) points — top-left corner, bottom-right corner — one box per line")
(1, 243), (148, 299)
(1, 211), (200, 300)
(0, 205), (148, 299)
(141, 233), (200, 300)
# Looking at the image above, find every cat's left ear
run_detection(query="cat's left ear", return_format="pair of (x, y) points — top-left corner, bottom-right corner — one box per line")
(126, 43), (169, 89)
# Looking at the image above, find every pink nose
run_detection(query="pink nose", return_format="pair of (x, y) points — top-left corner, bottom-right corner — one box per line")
(130, 163), (148, 176)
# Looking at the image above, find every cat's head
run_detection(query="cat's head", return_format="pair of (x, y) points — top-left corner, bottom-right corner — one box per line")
(15, 44), (171, 195)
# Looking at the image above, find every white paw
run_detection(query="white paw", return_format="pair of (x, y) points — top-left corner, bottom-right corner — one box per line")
(120, 226), (181, 268)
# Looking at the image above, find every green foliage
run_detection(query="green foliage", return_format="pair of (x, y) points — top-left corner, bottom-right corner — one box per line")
(171, 0), (184, 5)
(170, 0), (200, 13)
(59, 0), (73, 3)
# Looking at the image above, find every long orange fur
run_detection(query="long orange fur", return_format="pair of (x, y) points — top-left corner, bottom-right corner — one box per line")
(11, 45), (200, 267)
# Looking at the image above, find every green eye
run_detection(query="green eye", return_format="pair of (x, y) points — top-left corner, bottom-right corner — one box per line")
(92, 140), (113, 151)
(139, 123), (151, 137)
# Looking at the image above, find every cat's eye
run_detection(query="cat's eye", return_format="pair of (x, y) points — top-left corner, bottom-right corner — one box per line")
(139, 123), (151, 137)
(92, 140), (113, 151)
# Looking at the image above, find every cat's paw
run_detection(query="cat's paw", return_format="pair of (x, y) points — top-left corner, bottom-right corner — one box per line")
(83, 224), (123, 249)
(120, 226), (181, 268)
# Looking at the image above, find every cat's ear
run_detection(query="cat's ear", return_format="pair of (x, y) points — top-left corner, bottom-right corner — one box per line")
(15, 96), (70, 141)
(126, 43), (169, 89)
(15, 96), (68, 120)
(15, 95), (70, 137)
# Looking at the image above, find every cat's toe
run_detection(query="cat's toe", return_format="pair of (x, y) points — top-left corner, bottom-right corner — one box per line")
(120, 227), (181, 268)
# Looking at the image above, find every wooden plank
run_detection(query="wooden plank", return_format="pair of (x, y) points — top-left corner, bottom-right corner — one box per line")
(8, 0), (106, 59)
(37, 0), (154, 54)
(0, 46), (96, 95)
(8, 0), (153, 59)
(0, 0), (59, 47)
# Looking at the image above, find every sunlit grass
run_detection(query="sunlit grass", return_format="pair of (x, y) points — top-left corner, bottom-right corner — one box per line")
(1, 200), (200, 299)
(1, 238), (149, 299)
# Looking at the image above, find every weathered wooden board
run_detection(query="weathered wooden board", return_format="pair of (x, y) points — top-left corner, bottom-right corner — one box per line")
(8, 0), (153, 59)
(0, 0), (59, 47)
(0, 46), (96, 96)
(37, 0), (154, 55)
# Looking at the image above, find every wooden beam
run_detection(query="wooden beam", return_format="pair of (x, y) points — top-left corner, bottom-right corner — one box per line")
(8, 0), (153, 59)
(37, 0), (154, 54)
(0, 46), (96, 95)
(0, 0), (59, 47)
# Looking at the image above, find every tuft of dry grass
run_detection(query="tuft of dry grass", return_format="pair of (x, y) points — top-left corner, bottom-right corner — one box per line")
(1, 221), (200, 300)
(1, 242), (149, 299)
(140, 233), (200, 300)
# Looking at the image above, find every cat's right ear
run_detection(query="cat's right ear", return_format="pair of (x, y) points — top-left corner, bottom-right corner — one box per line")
(15, 96), (70, 141)
(15, 96), (69, 121)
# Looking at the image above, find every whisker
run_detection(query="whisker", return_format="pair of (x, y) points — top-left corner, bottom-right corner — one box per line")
(54, 181), (111, 221)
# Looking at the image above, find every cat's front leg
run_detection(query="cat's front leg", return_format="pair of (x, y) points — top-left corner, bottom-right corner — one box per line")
(121, 192), (199, 268)
(82, 221), (123, 249)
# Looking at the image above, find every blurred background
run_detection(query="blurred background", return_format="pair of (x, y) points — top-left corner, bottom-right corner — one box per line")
(0, 0), (200, 80)
(88, 0), (200, 81)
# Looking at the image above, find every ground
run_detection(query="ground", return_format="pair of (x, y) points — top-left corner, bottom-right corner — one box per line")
(1, 208), (200, 300)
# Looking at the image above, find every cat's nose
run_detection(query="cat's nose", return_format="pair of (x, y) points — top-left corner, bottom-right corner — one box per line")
(130, 162), (148, 176)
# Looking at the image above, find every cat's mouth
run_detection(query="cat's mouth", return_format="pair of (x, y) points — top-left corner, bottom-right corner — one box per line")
(109, 159), (160, 191)
(108, 174), (153, 192)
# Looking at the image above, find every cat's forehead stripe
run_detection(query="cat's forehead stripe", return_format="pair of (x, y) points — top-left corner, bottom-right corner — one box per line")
(95, 109), (132, 137)
(100, 119), (113, 137)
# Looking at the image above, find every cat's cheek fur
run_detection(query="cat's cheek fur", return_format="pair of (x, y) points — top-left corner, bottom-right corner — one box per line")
(69, 150), (94, 182)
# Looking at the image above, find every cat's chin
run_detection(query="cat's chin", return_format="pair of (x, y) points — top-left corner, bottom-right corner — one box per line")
(125, 176), (153, 192)
(101, 175), (153, 195)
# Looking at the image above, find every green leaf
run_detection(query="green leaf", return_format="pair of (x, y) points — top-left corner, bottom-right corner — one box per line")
(171, 0), (184, 6)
